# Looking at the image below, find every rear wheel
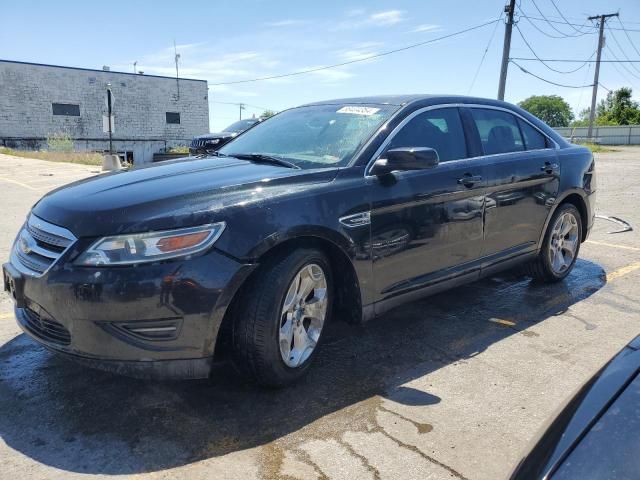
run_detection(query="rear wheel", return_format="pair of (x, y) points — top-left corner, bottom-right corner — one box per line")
(232, 248), (332, 387)
(526, 203), (582, 283)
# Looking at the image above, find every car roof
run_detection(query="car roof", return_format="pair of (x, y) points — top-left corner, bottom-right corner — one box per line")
(300, 94), (569, 147)
(302, 94), (515, 108)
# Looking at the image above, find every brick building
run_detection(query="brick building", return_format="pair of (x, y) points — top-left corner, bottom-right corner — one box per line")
(0, 59), (209, 164)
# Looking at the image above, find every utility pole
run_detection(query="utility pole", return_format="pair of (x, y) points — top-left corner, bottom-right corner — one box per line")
(497, 0), (516, 101)
(174, 40), (181, 100)
(106, 84), (114, 154)
(239, 103), (245, 120)
(587, 13), (618, 140)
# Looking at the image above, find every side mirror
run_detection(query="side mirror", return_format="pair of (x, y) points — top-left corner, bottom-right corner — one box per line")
(370, 147), (439, 176)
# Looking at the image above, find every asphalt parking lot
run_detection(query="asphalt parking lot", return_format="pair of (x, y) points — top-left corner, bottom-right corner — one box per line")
(0, 149), (639, 480)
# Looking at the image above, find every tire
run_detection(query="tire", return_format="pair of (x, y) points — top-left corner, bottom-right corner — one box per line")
(526, 203), (582, 283)
(231, 248), (333, 387)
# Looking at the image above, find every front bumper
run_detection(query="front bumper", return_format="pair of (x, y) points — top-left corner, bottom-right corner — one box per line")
(5, 248), (255, 379)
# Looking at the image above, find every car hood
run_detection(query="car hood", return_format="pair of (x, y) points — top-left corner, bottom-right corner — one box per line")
(193, 132), (235, 140)
(32, 157), (339, 237)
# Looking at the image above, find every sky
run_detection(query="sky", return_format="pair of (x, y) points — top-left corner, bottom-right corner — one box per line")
(2, 0), (640, 132)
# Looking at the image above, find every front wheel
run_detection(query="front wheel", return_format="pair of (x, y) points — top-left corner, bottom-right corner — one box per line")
(526, 203), (582, 283)
(231, 248), (332, 387)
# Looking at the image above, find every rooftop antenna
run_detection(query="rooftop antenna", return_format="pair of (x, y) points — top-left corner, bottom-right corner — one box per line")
(174, 40), (181, 100)
(133, 61), (137, 74)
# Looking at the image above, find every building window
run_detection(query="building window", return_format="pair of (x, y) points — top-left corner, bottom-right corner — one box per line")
(52, 103), (80, 116)
(166, 112), (181, 124)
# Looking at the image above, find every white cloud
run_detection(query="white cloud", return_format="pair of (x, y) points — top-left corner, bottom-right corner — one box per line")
(307, 67), (354, 83)
(339, 50), (377, 62)
(264, 19), (307, 27)
(411, 24), (442, 33)
(337, 42), (381, 62)
(120, 45), (283, 86)
(369, 10), (405, 26)
(346, 8), (366, 17)
(337, 9), (406, 30)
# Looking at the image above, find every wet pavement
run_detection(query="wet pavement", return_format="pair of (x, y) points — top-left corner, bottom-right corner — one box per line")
(1, 150), (639, 479)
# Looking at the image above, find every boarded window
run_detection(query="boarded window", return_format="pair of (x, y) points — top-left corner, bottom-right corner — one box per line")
(166, 112), (181, 124)
(52, 103), (80, 116)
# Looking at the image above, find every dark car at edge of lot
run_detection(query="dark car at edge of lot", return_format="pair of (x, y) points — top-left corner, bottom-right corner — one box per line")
(189, 118), (261, 155)
(2, 95), (596, 387)
(511, 335), (640, 480)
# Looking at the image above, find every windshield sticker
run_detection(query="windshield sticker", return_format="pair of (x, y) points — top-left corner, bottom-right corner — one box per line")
(337, 106), (381, 116)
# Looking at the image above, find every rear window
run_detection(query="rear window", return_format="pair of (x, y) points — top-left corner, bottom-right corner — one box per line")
(470, 108), (525, 155)
(518, 118), (549, 150)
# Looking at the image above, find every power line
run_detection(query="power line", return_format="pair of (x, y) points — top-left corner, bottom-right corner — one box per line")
(548, 0), (593, 35)
(510, 60), (593, 88)
(519, 15), (640, 33)
(518, 12), (568, 39)
(605, 45), (640, 84)
(618, 17), (640, 58)
(511, 57), (640, 63)
(605, 52), (639, 88)
(468, 11), (504, 94)
(529, 0), (592, 37)
(211, 100), (274, 111)
(606, 25), (640, 76)
(534, 13), (640, 27)
(208, 19), (500, 86)
(514, 23), (595, 74)
(516, 5), (595, 39)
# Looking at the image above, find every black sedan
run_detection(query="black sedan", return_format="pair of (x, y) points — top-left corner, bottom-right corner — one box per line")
(511, 335), (640, 479)
(189, 118), (260, 155)
(3, 95), (596, 386)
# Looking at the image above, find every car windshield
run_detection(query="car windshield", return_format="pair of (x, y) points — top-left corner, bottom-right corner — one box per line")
(223, 119), (258, 133)
(218, 104), (398, 169)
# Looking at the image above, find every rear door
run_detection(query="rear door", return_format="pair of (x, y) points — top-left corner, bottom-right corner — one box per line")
(368, 107), (486, 301)
(463, 107), (560, 260)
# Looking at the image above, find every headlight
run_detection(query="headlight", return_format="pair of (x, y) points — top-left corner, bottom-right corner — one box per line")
(75, 223), (226, 266)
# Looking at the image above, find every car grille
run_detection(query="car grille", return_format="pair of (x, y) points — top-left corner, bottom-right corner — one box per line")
(190, 138), (221, 148)
(12, 215), (77, 277)
(23, 306), (71, 346)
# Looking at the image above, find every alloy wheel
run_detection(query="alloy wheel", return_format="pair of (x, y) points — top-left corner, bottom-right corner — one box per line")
(548, 211), (579, 275)
(279, 263), (328, 368)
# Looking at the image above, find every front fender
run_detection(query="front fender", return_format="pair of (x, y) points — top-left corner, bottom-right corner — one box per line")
(242, 224), (358, 260)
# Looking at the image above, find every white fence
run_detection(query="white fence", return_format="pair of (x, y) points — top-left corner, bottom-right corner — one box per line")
(554, 125), (640, 145)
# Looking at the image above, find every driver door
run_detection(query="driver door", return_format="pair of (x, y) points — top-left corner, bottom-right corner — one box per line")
(367, 107), (486, 304)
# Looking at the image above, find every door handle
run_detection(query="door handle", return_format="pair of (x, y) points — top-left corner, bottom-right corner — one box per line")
(457, 174), (482, 187)
(541, 162), (559, 174)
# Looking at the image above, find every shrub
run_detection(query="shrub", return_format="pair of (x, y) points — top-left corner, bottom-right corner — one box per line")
(47, 132), (74, 152)
(168, 145), (189, 154)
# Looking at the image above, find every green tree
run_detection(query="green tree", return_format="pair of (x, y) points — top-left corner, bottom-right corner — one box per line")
(260, 109), (277, 119)
(518, 95), (574, 127)
(571, 107), (617, 127)
(597, 87), (640, 125)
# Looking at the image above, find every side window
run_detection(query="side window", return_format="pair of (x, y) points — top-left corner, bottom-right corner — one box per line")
(518, 118), (549, 150)
(470, 109), (524, 155)
(387, 108), (467, 162)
